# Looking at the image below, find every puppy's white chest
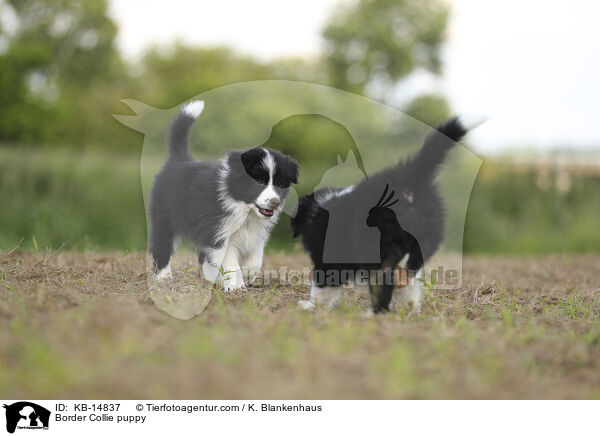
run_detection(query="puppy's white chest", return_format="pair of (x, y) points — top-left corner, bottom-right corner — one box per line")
(216, 203), (250, 243)
(229, 213), (270, 255)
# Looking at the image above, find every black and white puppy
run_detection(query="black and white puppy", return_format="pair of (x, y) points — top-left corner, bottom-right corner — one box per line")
(150, 101), (299, 290)
(291, 115), (485, 313)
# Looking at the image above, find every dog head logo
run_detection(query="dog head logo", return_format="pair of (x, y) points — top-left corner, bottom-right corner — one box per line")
(3, 402), (50, 433)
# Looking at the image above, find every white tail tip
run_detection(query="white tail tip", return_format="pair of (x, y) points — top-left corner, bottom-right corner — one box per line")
(181, 100), (205, 118)
(457, 114), (488, 131)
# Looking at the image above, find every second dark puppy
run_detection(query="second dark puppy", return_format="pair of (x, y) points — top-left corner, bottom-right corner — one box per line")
(291, 115), (485, 313)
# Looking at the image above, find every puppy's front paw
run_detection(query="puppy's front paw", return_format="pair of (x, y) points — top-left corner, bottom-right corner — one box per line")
(221, 281), (246, 293)
(298, 300), (315, 311)
(218, 266), (246, 292)
(221, 275), (246, 293)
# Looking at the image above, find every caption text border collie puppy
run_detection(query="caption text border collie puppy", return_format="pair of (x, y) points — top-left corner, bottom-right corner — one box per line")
(291, 115), (485, 313)
(150, 100), (299, 291)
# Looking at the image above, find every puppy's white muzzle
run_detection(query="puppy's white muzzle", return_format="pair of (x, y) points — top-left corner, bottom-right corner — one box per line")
(254, 184), (281, 218)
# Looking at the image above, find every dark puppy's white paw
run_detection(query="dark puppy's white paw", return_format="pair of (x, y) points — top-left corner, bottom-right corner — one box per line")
(298, 300), (315, 311)
(361, 308), (375, 318)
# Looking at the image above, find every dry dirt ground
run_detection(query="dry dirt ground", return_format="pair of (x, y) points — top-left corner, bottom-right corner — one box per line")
(1, 249), (600, 399)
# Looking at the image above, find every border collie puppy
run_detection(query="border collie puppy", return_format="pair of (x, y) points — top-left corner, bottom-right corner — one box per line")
(291, 115), (485, 313)
(150, 101), (299, 291)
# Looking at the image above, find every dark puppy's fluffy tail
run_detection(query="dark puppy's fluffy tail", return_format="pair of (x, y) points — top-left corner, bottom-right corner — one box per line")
(168, 100), (205, 162)
(407, 114), (487, 180)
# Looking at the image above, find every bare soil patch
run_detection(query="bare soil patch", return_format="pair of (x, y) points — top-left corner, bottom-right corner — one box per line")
(1, 250), (599, 399)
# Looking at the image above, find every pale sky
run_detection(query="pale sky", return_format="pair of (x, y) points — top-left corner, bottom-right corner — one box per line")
(109, 0), (600, 153)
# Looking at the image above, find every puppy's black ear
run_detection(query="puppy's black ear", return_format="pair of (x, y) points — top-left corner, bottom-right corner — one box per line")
(289, 159), (299, 184)
(275, 153), (299, 185)
(240, 148), (265, 174)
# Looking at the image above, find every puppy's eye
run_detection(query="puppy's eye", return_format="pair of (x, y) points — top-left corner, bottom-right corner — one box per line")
(257, 178), (267, 185)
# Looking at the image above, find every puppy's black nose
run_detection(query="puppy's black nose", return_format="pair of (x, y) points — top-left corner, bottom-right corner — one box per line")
(269, 197), (281, 208)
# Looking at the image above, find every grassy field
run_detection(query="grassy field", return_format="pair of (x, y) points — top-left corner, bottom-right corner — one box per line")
(1, 248), (600, 399)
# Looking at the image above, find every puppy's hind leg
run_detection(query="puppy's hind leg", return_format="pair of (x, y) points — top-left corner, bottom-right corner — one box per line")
(368, 268), (395, 314)
(397, 245), (425, 312)
(367, 256), (401, 314)
(150, 216), (175, 279)
(397, 269), (424, 312)
(201, 246), (227, 284)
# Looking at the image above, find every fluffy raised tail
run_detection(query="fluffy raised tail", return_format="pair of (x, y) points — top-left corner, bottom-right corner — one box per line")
(407, 114), (487, 179)
(168, 100), (205, 162)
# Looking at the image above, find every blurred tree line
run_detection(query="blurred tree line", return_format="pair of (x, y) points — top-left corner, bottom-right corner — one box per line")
(0, 0), (452, 154)
(2, 0), (599, 255)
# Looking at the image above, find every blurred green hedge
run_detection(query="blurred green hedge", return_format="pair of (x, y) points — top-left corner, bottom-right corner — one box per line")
(2, 146), (599, 254)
